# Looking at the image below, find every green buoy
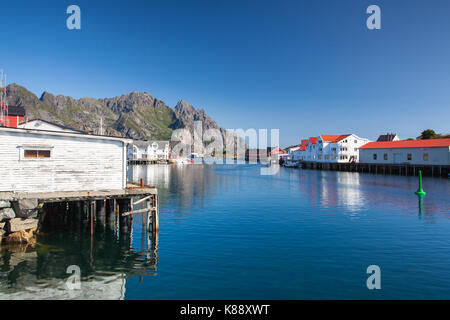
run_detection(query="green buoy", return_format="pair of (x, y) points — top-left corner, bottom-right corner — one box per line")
(415, 170), (426, 196)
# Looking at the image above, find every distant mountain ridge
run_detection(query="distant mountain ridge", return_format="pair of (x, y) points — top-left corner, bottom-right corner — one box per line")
(5, 84), (235, 148)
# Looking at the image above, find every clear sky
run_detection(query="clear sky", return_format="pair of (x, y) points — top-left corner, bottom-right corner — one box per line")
(1, 0), (449, 146)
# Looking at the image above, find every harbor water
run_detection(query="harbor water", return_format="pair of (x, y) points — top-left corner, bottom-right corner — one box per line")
(1, 164), (450, 299)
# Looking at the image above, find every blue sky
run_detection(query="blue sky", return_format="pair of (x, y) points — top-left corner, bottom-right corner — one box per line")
(1, 0), (449, 146)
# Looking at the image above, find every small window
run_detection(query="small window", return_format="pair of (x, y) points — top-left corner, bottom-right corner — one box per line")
(424, 153), (429, 161)
(354, 140), (357, 144)
(384, 153), (388, 160)
(407, 153), (412, 161)
(24, 149), (51, 158)
(373, 154), (377, 160)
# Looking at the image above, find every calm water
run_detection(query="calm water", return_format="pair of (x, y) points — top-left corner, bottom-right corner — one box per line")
(1, 164), (450, 299)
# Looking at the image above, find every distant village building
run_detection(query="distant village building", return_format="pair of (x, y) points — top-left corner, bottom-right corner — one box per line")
(359, 139), (450, 165)
(0, 122), (132, 193)
(245, 147), (285, 162)
(290, 134), (370, 164)
(376, 133), (400, 142)
(268, 147), (286, 160)
(128, 140), (170, 162)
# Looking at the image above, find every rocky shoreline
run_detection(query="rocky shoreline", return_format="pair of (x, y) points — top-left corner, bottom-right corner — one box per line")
(0, 200), (39, 246)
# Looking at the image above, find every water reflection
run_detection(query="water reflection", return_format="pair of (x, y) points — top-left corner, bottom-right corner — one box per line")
(296, 168), (450, 219)
(128, 164), (238, 214)
(0, 227), (158, 299)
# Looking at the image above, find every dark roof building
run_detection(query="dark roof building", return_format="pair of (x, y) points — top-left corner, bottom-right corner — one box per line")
(376, 133), (399, 142)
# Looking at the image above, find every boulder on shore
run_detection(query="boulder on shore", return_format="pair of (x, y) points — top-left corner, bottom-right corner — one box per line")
(6, 218), (38, 233)
(0, 208), (16, 221)
(12, 199), (39, 219)
(0, 200), (10, 209)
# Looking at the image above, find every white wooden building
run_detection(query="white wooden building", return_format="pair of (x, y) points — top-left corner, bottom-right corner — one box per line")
(0, 126), (132, 193)
(315, 134), (370, 163)
(359, 139), (450, 165)
(291, 134), (370, 164)
(128, 140), (170, 161)
(18, 119), (85, 133)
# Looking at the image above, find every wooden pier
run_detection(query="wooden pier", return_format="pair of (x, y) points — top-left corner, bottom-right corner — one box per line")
(0, 179), (159, 245)
(301, 161), (450, 177)
(128, 159), (170, 165)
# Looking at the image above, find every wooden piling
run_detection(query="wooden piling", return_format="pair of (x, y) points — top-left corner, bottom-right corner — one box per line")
(118, 199), (130, 233)
(96, 199), (106, 227)
(90, 200), (94, 236)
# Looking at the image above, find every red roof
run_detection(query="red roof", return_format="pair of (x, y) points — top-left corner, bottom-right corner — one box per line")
(360, 139), (450, 149)
(309, 137), (318, 144)
(271, 147), (286, 155)
(320, 134), (351, 143)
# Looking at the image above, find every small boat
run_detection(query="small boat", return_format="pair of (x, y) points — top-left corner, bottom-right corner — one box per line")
(172, 157), (193, 165)
(283, 160), (299, 168)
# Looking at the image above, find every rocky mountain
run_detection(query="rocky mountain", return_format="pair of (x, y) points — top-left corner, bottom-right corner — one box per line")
(5, 84), (241, 152)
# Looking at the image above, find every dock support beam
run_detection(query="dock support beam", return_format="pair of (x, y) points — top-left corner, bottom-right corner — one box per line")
(118, 199), (130, 233)
(96, 199), (106, 228)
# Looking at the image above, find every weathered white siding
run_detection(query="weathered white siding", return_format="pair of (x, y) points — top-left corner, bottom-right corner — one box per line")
(0, 130), (129, 193)
(359, 147), (450, 165)
(18, 120), (80, 133)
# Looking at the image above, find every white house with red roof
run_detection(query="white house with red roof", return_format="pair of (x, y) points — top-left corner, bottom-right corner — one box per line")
(315, 134), (370, 163)
(290, 139), (308, 162)
(359, 139), (450, 165)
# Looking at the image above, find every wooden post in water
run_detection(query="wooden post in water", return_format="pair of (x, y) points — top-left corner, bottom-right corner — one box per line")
(152, 194), (159, 233)
(90, 200), (94, 236)
(105, 199), (115, 228)
(118, 199), (130, 233)
(96, 199), (106, 228)
(114, 198), (118, 232)
(129, 198), (133, 228)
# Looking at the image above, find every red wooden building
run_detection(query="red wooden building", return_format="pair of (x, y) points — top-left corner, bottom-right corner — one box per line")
(0, 106), (25, 128)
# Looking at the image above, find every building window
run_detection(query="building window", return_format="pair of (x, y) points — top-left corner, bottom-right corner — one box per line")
(318, 155), (322, 160)
(373, 154), (377, 160)
(384, 154), (388, 160)
(354, 148), (358, 151)
(423, 153), (429, 161)
(354, 140), (357, 144)
(24, 149), (51, 158)
(324, 155), (329, 160)
(332, 155), (336, 160)
(407, 153), (412, 161)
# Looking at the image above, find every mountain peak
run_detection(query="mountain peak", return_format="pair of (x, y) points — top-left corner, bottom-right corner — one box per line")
(175, 100), (196, 117)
